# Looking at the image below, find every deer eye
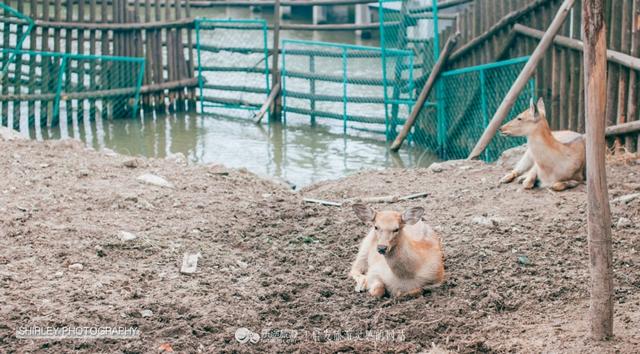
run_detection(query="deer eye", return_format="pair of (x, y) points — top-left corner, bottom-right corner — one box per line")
(374, 226), (379, 231)
(517, 117), (522, 121)
(393, 228), (399, 233)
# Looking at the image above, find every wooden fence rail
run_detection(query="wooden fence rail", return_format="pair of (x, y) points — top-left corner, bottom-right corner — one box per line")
(444, 0), (640, 152)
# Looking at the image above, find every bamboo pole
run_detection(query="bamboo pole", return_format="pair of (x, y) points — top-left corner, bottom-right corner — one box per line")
(254, 82), (281, 124)
(605, 120), (640, 136)
(390, 33), (459, 152)
(513, 24), (640, 71)
(582, 0), (613, 341)
(467, 0), (576, 160)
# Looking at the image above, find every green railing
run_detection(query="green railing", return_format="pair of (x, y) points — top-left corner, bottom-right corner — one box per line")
(195, 18), (270, 119)
(1, 49), (145, 132)
(437, 56), (534, 161)
(0, 2), (35, 78)
(281, 39), (415, 138)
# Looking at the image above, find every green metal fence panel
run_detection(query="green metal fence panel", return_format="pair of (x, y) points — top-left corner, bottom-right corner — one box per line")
(378, 0), (442, 145)
(281, 39), (414, 138)
(0, 2), (34, 77)
(195, 19), (270, 119)
(437, 56), (533, 161)
(0, 49), (145, 137)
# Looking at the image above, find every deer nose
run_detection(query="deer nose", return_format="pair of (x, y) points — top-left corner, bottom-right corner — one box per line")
(377, 245), (387, 255)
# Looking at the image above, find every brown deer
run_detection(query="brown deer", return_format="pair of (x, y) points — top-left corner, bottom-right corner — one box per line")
(499, 98), (585, 191)
(349, 204), (444, 298)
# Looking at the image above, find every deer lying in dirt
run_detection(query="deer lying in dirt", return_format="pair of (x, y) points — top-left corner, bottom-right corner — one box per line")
(349, 204), (444, 298)
(498, 98), (585, 191)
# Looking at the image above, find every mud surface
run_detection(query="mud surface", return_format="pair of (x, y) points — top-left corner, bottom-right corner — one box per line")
(1, 136), (639, 353)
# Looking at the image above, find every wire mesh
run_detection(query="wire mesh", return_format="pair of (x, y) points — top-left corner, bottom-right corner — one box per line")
(0, 49), (145, 139)
(195, 19), (270, 120)
(281, 39), (414, 139)
(0, 2), (34, 77)
(437, 57), (533, 161)
(377, 0), (443, 145)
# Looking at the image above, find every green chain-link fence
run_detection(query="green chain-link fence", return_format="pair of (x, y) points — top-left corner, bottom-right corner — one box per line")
(195, 19), (270, 119)
(1, 49), (145, 137)
(1, 3), (145, 138)
(377, 0), (442, 145)
(436, 56), (533, 161)
(0, 2), (34, 77)
(281, 39), (414, 138)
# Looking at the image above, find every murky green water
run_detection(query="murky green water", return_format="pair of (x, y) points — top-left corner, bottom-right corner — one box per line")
(19, 5), (439, 187)
(35, 113), (438, 187)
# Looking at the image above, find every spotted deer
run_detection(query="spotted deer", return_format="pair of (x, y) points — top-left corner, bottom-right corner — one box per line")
(499, 98), (586, 191)
(349, 204), (444, 298)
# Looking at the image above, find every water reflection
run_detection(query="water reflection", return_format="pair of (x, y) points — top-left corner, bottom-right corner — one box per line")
(33, 113), (438, 187)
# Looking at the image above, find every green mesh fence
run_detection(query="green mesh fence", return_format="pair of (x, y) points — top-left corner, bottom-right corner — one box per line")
(377, 0), (442, 145)
(0, 49), (145, 138)
(436, 57), (533, 161)
(195, 19), (270, 119)
(0, 2), (34, 77)
(281, 39), (414, 138)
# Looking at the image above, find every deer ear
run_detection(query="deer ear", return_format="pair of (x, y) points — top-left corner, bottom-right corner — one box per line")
(402, 207), (424, 225)
(529, 98), (536, 115)
(352, 203), (375, 223)
(536, 97), (546, 118)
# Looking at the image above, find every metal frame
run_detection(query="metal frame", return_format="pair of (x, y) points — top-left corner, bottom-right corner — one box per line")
(0, 2), (36, 77)
(439, 56), (534, 161)
(1, 48), (145, 121)
(195, 18), (270, 116)
(281, 38), (414, 134)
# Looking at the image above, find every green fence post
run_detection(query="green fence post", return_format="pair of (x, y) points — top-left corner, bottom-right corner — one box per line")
(342, 46), (348, 134)
(53, 56), (67, 125)
(195, 20), (204, 114)
(479, 69), (489, 161)
(282, 43), (287, 125)
(378, 1), (390, 138)
(132, 60), (145, 119)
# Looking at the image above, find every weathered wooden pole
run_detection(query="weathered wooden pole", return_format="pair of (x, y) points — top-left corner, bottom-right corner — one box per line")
(270, 0), (283, 122)
(582, 0), (614, 340)
(467, 0), (575, 160)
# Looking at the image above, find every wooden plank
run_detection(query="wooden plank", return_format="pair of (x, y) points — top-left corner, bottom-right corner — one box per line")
(628, 0), (640, 151)
(449, 0), (555, 62)
(582, 0), (613, 341)
(514, 24), (640, 70)
(616, 0), (633, 149)
(605, 0), (621, 127)
(468, 0), (576, 160)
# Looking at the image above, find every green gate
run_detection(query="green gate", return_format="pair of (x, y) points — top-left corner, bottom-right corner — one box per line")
(195, 19), (271, 119)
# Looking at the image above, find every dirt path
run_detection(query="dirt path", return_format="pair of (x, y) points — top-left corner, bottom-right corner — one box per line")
(1, 134), (639, 353)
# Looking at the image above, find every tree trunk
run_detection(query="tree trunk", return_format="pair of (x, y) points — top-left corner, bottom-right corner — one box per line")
(582, 0), (614, 341)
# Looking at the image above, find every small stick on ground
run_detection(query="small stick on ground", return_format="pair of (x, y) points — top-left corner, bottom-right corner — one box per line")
(303, 192), (429, 207)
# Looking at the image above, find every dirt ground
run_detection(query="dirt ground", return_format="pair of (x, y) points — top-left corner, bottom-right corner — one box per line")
(0, 131), (639, 353)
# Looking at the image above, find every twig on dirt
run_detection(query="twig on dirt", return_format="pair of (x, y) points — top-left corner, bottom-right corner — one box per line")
(302, 198), (343, 207)
(303, 192), (429, 207)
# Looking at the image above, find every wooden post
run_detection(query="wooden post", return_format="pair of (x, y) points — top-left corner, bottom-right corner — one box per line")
(582, 0), (614, 341)
(467, 0), (576, 160)
(390, 33), (459, 152)
(270, 0), (282, 122)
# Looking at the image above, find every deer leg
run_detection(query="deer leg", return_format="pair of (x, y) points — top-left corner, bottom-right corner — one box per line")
(550, 180), (581, 192)
(367, 275), (385, 298)
(522, 166), (538, 189)
(500, 149), (533, 184)
(395, 288), (423, 298)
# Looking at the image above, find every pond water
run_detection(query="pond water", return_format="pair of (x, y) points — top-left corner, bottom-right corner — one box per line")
(21, 5), (440, 187)
(35, 113), (438, 187)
